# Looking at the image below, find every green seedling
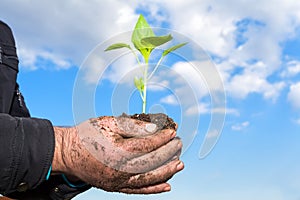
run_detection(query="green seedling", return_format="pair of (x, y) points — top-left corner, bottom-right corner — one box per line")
(105, 14), (187, 113)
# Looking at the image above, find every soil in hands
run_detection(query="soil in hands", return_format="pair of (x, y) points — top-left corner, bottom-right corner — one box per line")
(121, 113), (177, 130)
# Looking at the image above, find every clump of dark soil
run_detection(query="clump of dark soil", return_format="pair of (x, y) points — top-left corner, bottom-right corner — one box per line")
(121, 113), (177, 130)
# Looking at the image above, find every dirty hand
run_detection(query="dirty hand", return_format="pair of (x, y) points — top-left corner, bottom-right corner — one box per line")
(51, 116), (184, 194)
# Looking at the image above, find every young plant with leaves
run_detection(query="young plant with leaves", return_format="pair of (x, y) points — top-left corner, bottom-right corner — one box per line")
(105, 14), (187, 113)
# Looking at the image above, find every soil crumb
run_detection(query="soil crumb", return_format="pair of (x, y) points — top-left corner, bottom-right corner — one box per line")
(121, 113), (177, 130)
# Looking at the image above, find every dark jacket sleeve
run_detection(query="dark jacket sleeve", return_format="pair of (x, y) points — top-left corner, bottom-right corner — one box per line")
(0, 20), (18, 114)
(1, 20), (91, 199)
(0, 113), (55, 195)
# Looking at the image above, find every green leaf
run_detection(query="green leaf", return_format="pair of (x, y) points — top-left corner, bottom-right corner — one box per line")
(104, 43), (131, 51)
(134, 77), (144, 92)
(162, 42), (188, 56)
(131, 14), (155, 62)
(141, 34), (173, 48)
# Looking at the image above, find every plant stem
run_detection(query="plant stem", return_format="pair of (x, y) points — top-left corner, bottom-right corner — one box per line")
(148, 55), (165, 81)
(142, 62), (149, 113)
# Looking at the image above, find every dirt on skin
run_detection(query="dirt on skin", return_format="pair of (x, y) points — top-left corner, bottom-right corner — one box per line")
(121, 113), (177, 131)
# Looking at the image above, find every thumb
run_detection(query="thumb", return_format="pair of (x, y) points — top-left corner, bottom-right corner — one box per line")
(116, 117), (158, 138)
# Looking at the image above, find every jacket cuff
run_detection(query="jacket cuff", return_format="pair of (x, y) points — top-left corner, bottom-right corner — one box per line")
(9, 116), (55, 194)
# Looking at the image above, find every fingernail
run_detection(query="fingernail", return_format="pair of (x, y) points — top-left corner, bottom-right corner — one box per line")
(164, 186), (171, 192)
(171, 130), (176, 138)
(177, 140), (183, 148)
(177, 161), (184, 170)
(145, 123), (157, 133)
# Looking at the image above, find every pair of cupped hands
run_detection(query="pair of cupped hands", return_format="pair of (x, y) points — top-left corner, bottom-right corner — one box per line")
(52, 114), (184, 194)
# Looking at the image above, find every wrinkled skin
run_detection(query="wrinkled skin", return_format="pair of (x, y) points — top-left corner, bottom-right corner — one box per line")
(52, 116), (184, 194)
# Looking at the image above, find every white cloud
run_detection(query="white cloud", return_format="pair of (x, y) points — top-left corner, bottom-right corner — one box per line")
(148, 80), (170, 91)
(103, 55), (137, 84)
(288, 82), (300, 109)
(226, 62), (286, 101)
(160, 95), (179, 105)
(137, 60), (224, 114)
(231, 121), (250, 131)
(281, 60), (300, 78)
(81, 54), (108, 85)
(148, 74), (170, 91)
(176, 0), (299, 62)
(1, 0), (139, 70)
(146, 0), (300, 102)
(185, 103), (210, 116)
(17, 48), (38, 70)
(17, 47), (72, 70)
(2, 0), (300, 105)
(185, 103), (239, 116)
(172, 61), (209, 99)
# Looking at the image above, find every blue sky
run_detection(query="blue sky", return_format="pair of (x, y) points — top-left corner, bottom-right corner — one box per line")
(1, 0), (300, 199)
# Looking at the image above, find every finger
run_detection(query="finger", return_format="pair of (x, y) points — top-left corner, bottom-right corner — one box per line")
(116, 117), (158, 137)
(119, 138), (182, 173)
(119, 129), (177, 153)
(81, 117), (123, 142)
(119, 183), (171, 194)
(124, 159), (184, 189)
(174, 122), (178, 130)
